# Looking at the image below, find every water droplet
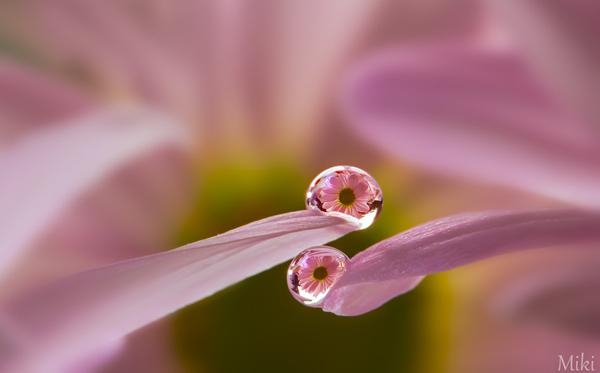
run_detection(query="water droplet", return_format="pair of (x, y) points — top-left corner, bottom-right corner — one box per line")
(306, 165), (383, 229)
(287, 246), (349, 307)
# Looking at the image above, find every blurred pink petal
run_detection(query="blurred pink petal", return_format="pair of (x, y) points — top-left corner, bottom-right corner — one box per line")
(264, 0), (378, 149)
(323, 209), (600, 316)
(452, 250), (600, 373)
(362, 0), (482, 45)
(1, 144), (191, 301)
(64, 338), (125, 373)
(6, 0), (202, 115)
(0, 107), (188, 279)
(102, 321), (179, 373)
(0, 211), (356, 371)
(492, 251), (600, 338)
(456, 294), (600, 373)
(488, 0), (600, 126)
(0, 60), (91, 143)
(341, 44), (600, 207)
(2, 0), (381, 151)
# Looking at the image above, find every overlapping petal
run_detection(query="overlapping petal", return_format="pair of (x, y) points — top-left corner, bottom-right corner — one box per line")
(323, 209), (600, 316)
(341, 44), (600, 207)
(488, 0), (600, 126)
(0, 211), (356, 371)
(0, 0), (202, 115)
(0, 0), (381, 152)
(0, 60), (91, 142)
(452, 250), (600, 373)
(0, 107), (188, 279)
(491, 250), (600, 338)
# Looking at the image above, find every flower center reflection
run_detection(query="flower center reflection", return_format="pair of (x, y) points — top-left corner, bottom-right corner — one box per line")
(338, 188), (356, 206)
(312, 266), (328, 280)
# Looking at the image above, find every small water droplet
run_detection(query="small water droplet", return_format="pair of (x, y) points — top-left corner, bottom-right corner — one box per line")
(306, 165), (383, 229)
(287, 246), (349, 307)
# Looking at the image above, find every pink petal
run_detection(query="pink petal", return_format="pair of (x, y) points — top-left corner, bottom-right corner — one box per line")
(352, 181), (369, 194)
(266, 0), (379, 150)
(347, 173), (362, 188)
(0, 211), (356, 371)
(353, 201), (370, 213)
(452, 250), (600, 373)
(456, 300), (600, 373)
(323, 209), (600, 316)
(103, 321), (178, 373)
(335, 172), (351, 188)
(0, 107), (188, 279)
(2, 1), (380, 149)
(322, 201), (342, 211)
(341, 44), (600, 207)
(326, 175), (344, 190)
(0, 63), (188, 301)
(1, 143), (191, 301)
(319, 192), (340, 203)
(492, 250), (600, 337)
(63, 338), (125, 373)
(488, 0), (600, 126)
(11, 0), (201, 116)
(0, 60), (91, 143)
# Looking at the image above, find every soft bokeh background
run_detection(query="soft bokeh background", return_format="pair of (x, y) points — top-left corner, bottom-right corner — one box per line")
(0, 1), (596, 372)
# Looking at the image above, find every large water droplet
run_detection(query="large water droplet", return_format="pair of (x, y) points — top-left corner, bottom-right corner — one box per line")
(306, 165), (383, 229)
(287, 246), (349, 307)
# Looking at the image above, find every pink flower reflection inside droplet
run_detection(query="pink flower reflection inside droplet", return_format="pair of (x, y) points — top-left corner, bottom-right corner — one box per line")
(287, 246), (349, 307)
(306, 165), (382, 229)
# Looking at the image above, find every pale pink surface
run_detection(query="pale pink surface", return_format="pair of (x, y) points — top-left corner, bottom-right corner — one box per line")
(341, 44), (600, 207)
(1, 0), (380, 151)
(0, 61), (91, 142)
(456, 302), (600, 373)
(0, 211), (356, 371)
(0, 107), (188, 281)
(1, 145), (191, 302)
(0, 64), (190, 371)
(64, 338), (125, 373)
(451, 250), (600, 373)
(488, 0), (600, 127)
(103, 321), (178, 373)
(490, 250), (600, 338)
(323, 209), (600, 316)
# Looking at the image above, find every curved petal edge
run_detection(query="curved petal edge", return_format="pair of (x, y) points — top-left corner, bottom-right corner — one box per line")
(323, 209), (600, 316)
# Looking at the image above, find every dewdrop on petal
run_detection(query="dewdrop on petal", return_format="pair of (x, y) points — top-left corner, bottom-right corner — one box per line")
(287, 246), (349, 307)
(306, 165), (382, 229)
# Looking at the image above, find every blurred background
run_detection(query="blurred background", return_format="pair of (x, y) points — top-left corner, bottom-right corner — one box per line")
(0, 0), (598, 372)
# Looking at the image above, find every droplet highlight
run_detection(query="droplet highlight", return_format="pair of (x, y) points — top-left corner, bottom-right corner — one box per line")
(306, 165), (383, 229)
(287, 246), (349, 307)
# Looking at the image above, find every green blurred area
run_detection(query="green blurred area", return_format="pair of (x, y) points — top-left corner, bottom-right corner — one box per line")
(172, 161), (453, 373)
